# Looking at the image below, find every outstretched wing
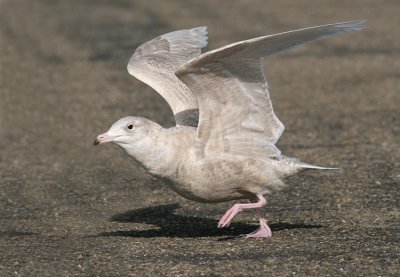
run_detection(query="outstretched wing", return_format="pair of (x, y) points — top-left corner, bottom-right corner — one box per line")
(127, 27), (208, 126)
(176, 20), (366, 158)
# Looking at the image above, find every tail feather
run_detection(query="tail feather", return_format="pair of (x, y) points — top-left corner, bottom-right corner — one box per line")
(299, 163), (340, 170)
(277, 156), (340, 177)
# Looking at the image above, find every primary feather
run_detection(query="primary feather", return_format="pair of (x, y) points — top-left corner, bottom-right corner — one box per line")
(127, 27), (208, 126)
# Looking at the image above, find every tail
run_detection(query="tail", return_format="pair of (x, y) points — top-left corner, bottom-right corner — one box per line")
(276, 156), (340, 177)
(299, 162), (340, 170)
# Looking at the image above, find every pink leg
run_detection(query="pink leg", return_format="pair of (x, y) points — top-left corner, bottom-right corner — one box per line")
(245, 208), (272, 238)
(218, 194), (266, 228)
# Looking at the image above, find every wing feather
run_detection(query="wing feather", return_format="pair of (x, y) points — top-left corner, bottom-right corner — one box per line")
(127, 27), (208, 126)
(176, 20), (366, 158)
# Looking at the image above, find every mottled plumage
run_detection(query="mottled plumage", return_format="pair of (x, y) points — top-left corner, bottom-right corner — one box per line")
(94, 20), (366, 237)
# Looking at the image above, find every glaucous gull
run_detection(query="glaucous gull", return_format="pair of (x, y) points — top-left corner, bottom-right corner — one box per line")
(93, 20), (366, 237)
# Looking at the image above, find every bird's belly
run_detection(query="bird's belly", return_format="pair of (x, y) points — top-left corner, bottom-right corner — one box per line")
(159, 157), (277, 203)
(162, 177), (248, 203)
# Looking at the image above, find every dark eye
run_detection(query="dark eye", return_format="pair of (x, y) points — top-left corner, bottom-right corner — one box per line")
(127, 124), (133, 129)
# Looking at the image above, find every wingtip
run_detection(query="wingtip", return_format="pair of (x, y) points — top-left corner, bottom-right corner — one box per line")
(191, 26), (208, 35)
(188, 26), (208, 48)
(335, 19), (368, 32)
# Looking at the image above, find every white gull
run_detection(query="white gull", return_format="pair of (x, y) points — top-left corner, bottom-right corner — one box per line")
(93, 20), (366, 237)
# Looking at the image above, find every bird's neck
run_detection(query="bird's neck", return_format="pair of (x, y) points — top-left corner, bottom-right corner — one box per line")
(121, 125), (196, 178)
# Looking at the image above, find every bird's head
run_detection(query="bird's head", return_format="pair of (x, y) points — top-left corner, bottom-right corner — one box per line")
(93, 116), (154, 148)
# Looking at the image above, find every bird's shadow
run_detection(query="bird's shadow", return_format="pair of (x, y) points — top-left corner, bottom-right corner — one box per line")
(97, 204), (323, 239)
